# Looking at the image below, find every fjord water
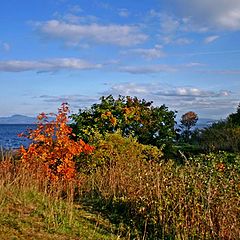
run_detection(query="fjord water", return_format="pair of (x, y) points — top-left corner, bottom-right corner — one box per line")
(0, 124), (35, 149)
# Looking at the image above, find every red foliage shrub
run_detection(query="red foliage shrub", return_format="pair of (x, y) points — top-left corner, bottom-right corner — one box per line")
(19, 103), (94, 181)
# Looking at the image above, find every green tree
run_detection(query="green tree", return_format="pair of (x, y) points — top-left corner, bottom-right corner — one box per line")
(71, 95), (177, 154)
(180, 111), (198, 142)
(200, 121), (240, 152)
(200, 104), (240, 152)
(227, 103), (240, 126)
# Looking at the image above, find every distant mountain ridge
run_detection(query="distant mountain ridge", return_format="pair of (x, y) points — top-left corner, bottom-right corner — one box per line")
(196, 118), (218, 125)
(0, 115), (37, 124)
(176, 118), (218, 129)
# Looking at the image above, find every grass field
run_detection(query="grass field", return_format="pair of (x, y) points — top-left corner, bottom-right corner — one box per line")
(0, 151), (124, 240)
(0, 137), (239, 239)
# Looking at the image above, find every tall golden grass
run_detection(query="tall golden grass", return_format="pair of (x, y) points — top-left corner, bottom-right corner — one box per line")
(0, 150), (122, 239)
(79, 133), (240, 239)
(0, 150), (76, 226)
(1, 132), (239, 239)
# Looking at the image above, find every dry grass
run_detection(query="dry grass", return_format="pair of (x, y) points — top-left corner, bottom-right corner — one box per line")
(1, 132), (239, 239)
(79, 133), (240, 239)
(0, 150), (123, 240)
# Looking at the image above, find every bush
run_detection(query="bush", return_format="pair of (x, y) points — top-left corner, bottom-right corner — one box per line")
(75, 132), (164, 174)
(18, 103), (94, 181)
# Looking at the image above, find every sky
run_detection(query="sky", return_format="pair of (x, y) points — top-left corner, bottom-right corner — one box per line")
(0, 0), (240, 120)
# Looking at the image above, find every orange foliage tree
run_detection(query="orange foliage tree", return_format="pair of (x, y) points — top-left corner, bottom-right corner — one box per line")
(19, 103), (94, 181)
(180, 111), (198, 142)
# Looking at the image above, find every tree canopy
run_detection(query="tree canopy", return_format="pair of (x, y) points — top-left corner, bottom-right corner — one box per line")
(180, 111), (198, 131)
(71, 95), (177, 152)
(200, 103), (240, 152)
(179, 111), (198, 142)
(227, 103), (240, 126)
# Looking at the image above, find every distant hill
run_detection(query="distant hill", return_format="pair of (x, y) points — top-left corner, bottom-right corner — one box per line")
(0, 115), (37, 124)
(196, 118), (218, 127)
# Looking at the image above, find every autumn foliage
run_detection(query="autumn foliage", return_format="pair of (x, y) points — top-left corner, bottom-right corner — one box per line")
(71, 95), (176, 155)
(19, 103), (94, 181)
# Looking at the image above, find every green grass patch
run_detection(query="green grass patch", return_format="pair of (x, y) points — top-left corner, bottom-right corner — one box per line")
(0, 185), (123, 240)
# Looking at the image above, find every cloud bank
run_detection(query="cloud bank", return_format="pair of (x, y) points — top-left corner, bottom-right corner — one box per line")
(34, 20), (148, 46)
(0, 58), (101, 72)
(103, 82), (235, 118)
(171, 0), (240, 31)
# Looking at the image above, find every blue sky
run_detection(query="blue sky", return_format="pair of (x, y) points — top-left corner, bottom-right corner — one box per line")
(0, 0), (240, 119)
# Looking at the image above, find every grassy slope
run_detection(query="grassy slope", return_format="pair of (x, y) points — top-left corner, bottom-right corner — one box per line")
(0, 186), (123, 240)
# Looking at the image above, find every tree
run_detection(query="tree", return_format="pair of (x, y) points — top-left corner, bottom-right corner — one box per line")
(200, 104), (240, 152)
(200, 120), (240, 152)
(71, 95), (177, 154)
(19, 103), (94, 181)
(227, 103), (240, 126)
(180, 111), (198, 142)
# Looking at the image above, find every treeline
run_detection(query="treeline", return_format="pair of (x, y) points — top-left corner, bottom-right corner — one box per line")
(71, 94), (240, 157)
(180, 104), (240, 153)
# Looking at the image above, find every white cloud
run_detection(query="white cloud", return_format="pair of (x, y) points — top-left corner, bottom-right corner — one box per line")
(119, 64), (176, 74)
(148, 11), (180, 34)
(34, 20), (148, 46)
(96, 2), (112, 10)
(183, 62), (205, 67)
(180, 49), (240, 57)
(159, 13), (180, 34)
(118, 8), (130, 17)
(147, 11), (193, 45)
(149, 0), (240, 44)
(39, 94), (97, 104)
(0, 58), (101, 72)
(105, 83), (229, 98)
(1, 42), (10, 51)
(103, 82), (234, 118)
(165, 88), (230, 97)
(3, 43), (10, 51)
(161, 36), (192, 45)
(108, 83), (149, 95)
(172, 0), (240, 30)
(68, 5), (83, 13)
(118, 61), (206, 74)
(174, 38), (192, 45)
(199, 69), (240, 75)
(122, 45), (165, 59)
(38, 94), (99, 111)
(204, 35), (219, 44)
(63, 14), (99, 24)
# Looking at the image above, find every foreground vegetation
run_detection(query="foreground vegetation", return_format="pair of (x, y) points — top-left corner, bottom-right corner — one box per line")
(0, 152), (123, 240)
(1, 97), (240, 239)
(80, 133), (240, 239)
